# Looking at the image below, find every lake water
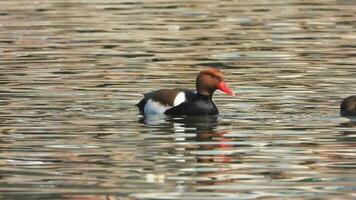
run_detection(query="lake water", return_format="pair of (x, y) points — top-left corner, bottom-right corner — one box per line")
(0, 0), (355, 199)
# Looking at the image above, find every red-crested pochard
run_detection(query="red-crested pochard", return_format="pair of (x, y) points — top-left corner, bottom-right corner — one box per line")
(136, 68), (235, 115)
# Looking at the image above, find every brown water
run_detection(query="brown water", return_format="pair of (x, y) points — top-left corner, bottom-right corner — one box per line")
(0, 0), (356, 199)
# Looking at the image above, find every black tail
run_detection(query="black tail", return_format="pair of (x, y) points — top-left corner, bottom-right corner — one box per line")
(136, 98), (147, 113)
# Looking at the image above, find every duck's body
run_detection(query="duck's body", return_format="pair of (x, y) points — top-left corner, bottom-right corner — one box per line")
(137, 89), (219, 115)
(136, 68), (234, 115)
(340, 95), (356, 117)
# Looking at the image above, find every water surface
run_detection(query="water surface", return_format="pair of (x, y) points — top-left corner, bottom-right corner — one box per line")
(0, 0), (355, 199)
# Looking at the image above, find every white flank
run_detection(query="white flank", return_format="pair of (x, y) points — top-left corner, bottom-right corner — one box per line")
(144, 99), (170, 114)
(173, 92), (186, 106)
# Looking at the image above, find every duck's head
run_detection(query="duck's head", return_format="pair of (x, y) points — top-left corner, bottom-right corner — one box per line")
(196, 67), (235, 97)
(340, 95), (356, 117)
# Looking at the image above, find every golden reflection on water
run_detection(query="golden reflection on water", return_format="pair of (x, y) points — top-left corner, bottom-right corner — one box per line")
(0, 0), (355, 199)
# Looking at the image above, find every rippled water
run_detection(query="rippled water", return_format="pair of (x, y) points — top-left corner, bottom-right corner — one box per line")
(0, 0), (356, 199)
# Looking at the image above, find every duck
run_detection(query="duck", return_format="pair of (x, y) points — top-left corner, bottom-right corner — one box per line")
(340, 95), (356, 117)
(136, 67), (235, 115)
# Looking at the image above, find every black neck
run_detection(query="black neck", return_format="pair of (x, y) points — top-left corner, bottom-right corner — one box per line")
(197, 92), (213, 100)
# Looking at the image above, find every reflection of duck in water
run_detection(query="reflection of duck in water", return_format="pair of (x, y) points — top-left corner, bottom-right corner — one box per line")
(140, 115), (233, 163)
(340, 95), (356, 117)
(139, 115), (219, 132)
(136, 67), (234, 115)
(179, 116), (233, 163)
